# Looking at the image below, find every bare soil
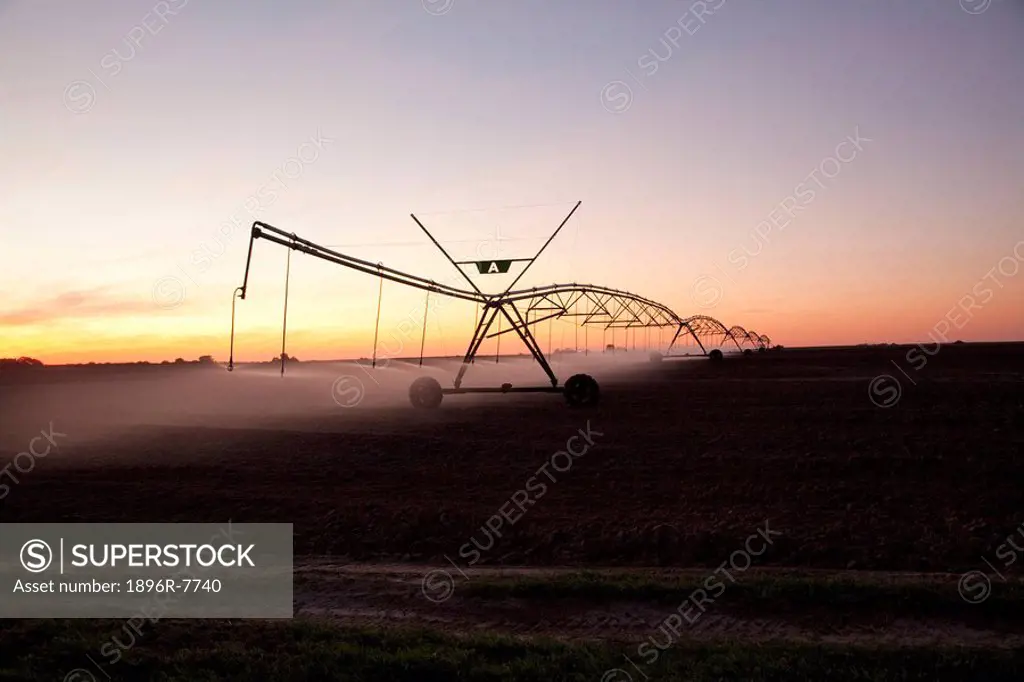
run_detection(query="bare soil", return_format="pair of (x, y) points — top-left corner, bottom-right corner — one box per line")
(2, 343), (1023, 647)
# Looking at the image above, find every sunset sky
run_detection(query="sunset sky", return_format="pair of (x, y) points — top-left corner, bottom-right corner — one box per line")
(1, 0), (1022, 364)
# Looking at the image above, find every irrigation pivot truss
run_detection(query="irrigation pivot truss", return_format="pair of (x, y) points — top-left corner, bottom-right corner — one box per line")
(727, 326), (771, 352)
(226, 201), (774, 408)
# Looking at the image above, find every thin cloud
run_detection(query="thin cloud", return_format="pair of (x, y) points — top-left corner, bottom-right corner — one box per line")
(0, 288), (156, 325)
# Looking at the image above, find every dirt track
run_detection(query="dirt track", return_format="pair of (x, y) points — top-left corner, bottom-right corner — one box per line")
(289, 562), (1024, 648)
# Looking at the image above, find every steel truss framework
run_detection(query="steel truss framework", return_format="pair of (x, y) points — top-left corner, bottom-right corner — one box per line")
(228, 202), (774, 405)
(727, 326), (770, 350)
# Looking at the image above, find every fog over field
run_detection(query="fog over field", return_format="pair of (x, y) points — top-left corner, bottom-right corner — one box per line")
(0, 350), (699, 454)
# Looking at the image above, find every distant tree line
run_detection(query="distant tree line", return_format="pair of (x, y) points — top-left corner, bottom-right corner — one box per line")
(0, 355), (225, 368)
(0, 357), (44, 369)
(0, 354), (305, 368)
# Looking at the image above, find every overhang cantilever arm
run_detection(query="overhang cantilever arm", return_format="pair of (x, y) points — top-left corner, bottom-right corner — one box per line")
(248, 221), (486, 305)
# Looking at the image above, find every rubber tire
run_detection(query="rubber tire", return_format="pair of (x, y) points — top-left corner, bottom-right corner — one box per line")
(708, 349), (724, 362)
(650, 351), (663, 363)
(409, 376), (444, 409)
(742, 349), (753, 357)
(564, 374), (600, 408)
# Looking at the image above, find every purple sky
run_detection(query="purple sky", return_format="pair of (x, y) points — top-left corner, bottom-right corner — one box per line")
(1, 0), (1022, 361)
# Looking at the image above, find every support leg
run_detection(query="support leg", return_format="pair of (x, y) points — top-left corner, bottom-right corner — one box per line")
(500, 302), (559, 387)
(669, 322), (705, 355)
(666, 324), (682, 354)
(454, 305), (499, 389)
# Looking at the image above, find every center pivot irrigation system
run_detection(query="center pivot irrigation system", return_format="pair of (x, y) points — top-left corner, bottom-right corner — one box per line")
(227, 201), (773, 408)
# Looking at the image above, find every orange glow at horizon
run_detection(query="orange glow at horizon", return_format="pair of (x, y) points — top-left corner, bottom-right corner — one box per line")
(7, 277), (1023, 366)
(2, 2), (1023, 365)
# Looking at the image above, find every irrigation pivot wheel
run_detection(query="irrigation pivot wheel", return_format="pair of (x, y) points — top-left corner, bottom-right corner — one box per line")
(564, 373), (600, 408)
(649, 351), (663, 363)
(708, 349), (724, 362)
(409, 376), (444, 409)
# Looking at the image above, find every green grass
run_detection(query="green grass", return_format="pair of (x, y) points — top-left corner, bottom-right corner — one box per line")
(1, 619), (1022, 681)
(457, 571), (1024, 624)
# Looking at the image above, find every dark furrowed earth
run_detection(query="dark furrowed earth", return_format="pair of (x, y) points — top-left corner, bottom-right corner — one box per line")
(2, 342), (1024, 676)
(3, 344), (1022, 571)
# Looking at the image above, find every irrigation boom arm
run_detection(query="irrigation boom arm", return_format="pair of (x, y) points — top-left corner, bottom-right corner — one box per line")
(227, 220), (489, 372)
(237, 219), (686, 330)
(226, 211), (773, 381)
(238, 221), (487, 305)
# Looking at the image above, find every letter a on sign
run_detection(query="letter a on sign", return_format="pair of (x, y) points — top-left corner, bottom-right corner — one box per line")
(475, 260), (512, 274)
